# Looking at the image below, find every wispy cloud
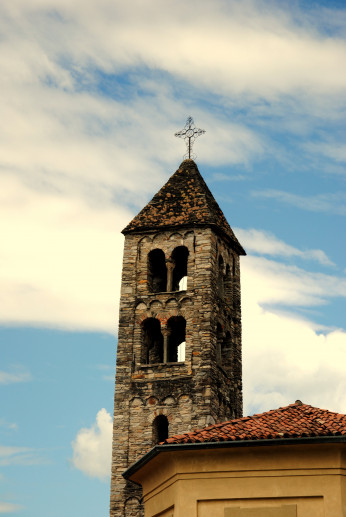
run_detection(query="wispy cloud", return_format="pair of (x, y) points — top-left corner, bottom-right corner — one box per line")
(0, 445), (44, 466)
(0, 0), (345, 203)
(71, 408), (112, 480)
(6, 0), (346, 102)
(305, 140), (346, 165)
(0, 502), (22, 514)
(210, 172), (248, 182)
(0, 369), (31, 385)
(252, 189), (346, 215)
(0, 419), (18, 431)
(95, 364), (115, 381)
(235, 228), (334, 265)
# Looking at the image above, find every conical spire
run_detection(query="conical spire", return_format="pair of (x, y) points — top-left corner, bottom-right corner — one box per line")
(123, 160), (245, 255)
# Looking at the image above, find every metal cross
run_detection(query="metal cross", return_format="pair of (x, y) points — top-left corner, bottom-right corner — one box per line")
(175, 117), (206, 160)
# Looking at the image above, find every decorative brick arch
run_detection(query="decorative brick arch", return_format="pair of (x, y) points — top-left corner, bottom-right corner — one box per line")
(147, 406), (173, 424)
(162, 395), (176, 406)
(129, 397), (145, 407)
(145, 396), (159, 407)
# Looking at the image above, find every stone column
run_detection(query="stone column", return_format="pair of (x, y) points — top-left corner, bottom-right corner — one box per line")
(162, 327), (171, 363)
(166, 259), (175, 292)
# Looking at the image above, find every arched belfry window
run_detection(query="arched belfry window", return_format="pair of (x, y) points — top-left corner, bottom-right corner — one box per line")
(218, 255), (224, 297)
(152, 415), (169, 444)
(166, 316), (186, 362)
(141, 318), (163, 364)
(171, 246), (189, 291)
(148, 249), (167, 293)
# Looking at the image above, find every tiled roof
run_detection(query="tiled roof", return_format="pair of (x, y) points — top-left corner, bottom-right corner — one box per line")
(163, 401), (346, 444)
(122, 160), (245, 255)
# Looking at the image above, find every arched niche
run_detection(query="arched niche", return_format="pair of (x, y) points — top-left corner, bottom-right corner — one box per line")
(165, 298), (178, 311)
(180, 296), (193, 310)
(169, 232), (183, 241)
(145, 396), (159, 407)
(149, 299), (163, 312)
(124, 497), (142, 517)
(162, 396), (176, 406)
(135, 301), (147, 313)
(138, 236), (152, 250)
(178, 394), (192, 406)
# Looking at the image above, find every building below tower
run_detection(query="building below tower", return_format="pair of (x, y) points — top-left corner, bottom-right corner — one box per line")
(124, 401), (346, 517)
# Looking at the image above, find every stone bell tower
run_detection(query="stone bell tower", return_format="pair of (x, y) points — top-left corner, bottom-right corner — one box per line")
(110, 159), (246, 517)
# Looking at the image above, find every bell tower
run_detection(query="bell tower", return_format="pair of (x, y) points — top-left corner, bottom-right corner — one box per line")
(110, 159), (246, 517)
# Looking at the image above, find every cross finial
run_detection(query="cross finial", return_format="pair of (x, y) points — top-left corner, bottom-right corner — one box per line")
(175, 117), (206, 160)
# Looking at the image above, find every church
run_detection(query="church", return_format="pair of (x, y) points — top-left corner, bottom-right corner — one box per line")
(109, 125), (346, 517)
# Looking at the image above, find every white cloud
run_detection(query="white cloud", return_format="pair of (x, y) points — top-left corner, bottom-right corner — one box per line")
(0, 0), (345, 188)
(0, 175), (129, 332)
(234, 228), (334, 265)
(71, 408), (112, 480)
(0, 0), (345, 420)
(242, 255), (346, 308)
(241, 254), (346, 415)
(6, 0), (346, 102)
(0, 502), (22, 514)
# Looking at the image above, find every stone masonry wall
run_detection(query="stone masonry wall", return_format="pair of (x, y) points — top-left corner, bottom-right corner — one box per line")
(110, 226), (243, 517)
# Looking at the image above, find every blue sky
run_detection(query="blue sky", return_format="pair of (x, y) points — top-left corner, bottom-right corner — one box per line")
(1, 0), (346, 515)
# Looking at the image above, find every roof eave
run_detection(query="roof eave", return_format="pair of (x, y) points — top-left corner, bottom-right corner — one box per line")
(123, 434), (346, 482)
(122, 223), (246, 256)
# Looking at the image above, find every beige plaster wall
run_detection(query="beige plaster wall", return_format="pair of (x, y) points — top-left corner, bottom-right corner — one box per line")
(130, 443), (346, 517)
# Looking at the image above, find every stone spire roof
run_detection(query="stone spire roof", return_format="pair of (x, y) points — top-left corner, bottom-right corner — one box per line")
(122, 159), (246, 255)
(162, 401), (346, 445)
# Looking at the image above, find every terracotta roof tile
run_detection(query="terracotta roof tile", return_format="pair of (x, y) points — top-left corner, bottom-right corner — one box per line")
(162, 402), (346, 445)
(122, 159), (245, 255)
